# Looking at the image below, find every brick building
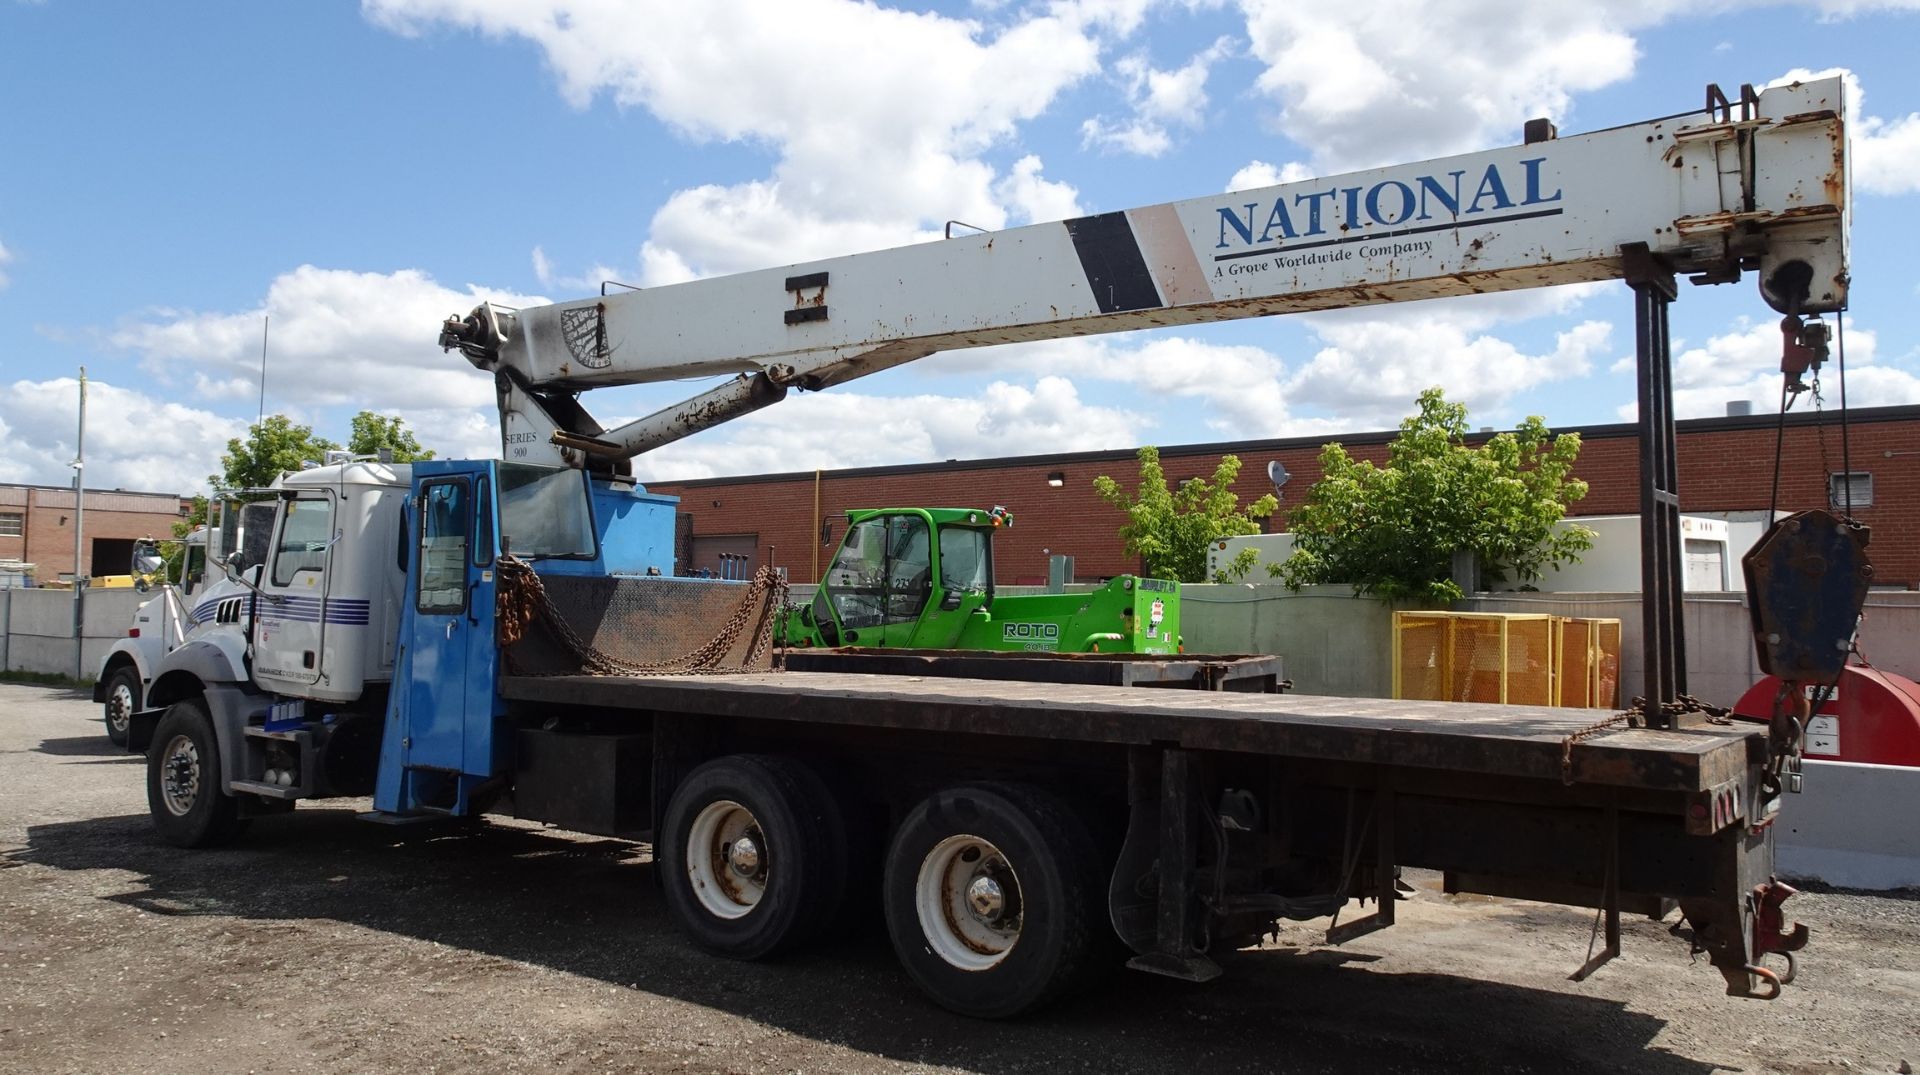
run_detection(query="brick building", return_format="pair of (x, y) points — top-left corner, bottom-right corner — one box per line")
(649, 404), (1920, 589)
(0, 484), (191, 584)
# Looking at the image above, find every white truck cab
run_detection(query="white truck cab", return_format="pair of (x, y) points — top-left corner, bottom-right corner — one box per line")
(94, 525), (249, 746)
(248, 460), (412, 703)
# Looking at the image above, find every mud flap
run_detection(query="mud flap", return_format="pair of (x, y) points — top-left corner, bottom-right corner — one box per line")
(126, 707), (164, 755)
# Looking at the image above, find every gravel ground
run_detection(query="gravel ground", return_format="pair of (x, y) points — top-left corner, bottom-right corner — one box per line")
(2, 681), (1917, 1074)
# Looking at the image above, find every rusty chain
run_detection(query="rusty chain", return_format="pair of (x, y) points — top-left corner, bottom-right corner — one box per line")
(496, 553), (788, 677)
(1560, 712), (1635, 785)
(1558, 695), (1731, 785)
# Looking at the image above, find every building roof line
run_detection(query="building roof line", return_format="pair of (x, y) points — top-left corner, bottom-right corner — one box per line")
(648, 404), (1920, 490)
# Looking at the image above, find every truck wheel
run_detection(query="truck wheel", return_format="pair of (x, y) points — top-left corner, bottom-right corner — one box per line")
(147, 698), (247, 848)
(660, 754), (848, 960)
(102, 665), (140, 748)
(883, 783), (1105, 1018)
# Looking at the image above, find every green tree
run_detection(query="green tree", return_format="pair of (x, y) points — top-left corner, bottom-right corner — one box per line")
(1094, 447), (1278, 583)
(1277, 388), (1593, 604)
(347, 410), (434, 463)
(214, 415), (340, 491)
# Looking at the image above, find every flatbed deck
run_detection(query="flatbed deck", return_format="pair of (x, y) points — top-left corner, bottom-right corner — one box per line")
(502, 671), (1757, 794)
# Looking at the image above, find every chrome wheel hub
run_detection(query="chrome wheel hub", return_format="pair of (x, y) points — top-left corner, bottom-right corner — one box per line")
(727, 833), (763, 879)
(160, 734), (200, 817)
(107, 683), (134, 734)
(965, 873), (1007, 925)
(917, 835), (1023, 971)
(686, 800), (768, 920)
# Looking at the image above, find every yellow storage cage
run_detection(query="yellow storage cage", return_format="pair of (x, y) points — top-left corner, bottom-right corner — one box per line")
(1392, 611), (1620, 709)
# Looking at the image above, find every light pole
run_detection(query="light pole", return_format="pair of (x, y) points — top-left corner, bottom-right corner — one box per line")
(71, 368), (86, 680)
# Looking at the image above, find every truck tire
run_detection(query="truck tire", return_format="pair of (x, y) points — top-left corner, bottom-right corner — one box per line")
(883, 782), (1105, 1019)
(659, 754), (849, 960)
(147, 698), (247, 848)
(102, 665), (140, 748)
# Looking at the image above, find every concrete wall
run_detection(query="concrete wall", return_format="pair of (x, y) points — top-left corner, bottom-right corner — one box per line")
(1776, 760), (1920, 889)
(1182, 584), (1402, 697)
(0, 587), (145, 680)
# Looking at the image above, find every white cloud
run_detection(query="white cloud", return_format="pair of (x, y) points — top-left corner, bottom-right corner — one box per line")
(1234, 0), (1670, 171)
(993, 155), (1084, 224)
(1231, 4), (1920, 180)
(1225, 159), (1311, 192)
(1767, 66), (1920, 196)
(883, 280), (1609, 437)
(1287, 316), (1609, 427)
(0, 237), (12, 290)
(0, 378), (237, 493)
(365, 0), (1140, 278)
(1081, 37), (1232, 157)
(1612, 315), (1920, 419)
(1807, 0), (1920, 14)
(630, 375), (1145, 480)
(942, 334), (1341, 437)
(386, 404), (502, 461)
(110, 265), (546, 411)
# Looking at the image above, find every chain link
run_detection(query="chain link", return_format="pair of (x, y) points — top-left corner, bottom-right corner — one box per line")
(1813, 372), (1836, 502)
(496, 554), (789, 677)
(1560, 712), (1635, 786)
(1557, 695), (1731, 785)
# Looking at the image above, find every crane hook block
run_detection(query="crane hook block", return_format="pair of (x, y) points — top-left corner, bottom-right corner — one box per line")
(1741, 510), (1872, 680)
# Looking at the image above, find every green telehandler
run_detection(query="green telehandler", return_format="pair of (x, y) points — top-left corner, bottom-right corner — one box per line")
(781, 506), (1179, 654)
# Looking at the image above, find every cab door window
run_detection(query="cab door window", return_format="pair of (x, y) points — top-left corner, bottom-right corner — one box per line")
(271, 498), (333, 586)
(938, 526), (990, 593)
(417, 480), (472, 614)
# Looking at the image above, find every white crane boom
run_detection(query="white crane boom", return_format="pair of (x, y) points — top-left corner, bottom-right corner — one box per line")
(442, 78), (1848, 469)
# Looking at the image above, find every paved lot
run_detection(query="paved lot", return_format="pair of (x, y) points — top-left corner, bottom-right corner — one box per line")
(2, 681), (1917, 1074)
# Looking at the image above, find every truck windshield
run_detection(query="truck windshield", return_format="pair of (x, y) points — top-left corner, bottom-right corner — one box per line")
(498, 463), (596, 560)
(939, 526), (990, 592)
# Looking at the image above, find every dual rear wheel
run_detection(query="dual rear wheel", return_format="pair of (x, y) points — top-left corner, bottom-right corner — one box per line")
(660, 758), (1104, 1018)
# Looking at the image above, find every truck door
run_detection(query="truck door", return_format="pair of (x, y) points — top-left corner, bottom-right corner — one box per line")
(375, 463), (509, 817)
(401, 475), (478, 777)
(254, 493), (335, 690)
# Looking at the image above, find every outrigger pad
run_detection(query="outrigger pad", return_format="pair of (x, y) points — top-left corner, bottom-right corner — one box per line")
(1742, 509), (1871, 681)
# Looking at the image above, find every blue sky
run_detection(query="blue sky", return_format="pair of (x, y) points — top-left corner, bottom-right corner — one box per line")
(2, 0), (1917, 493)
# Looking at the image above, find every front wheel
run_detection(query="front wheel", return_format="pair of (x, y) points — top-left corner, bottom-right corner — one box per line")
(659, 754), (849, 960)
(883, 783), (1107, 1019)
(147, 698), (246, 848)
(102, 665), (140, 748)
